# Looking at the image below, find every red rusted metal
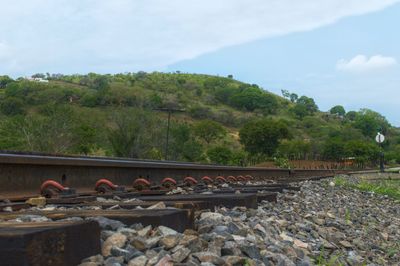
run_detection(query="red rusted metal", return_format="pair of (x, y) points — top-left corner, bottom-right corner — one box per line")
(40, 180), (65, 192)
(201, 176), (213, 184)
(95, 178), (117, 193)
(95, 179), (117, 190)
(133, 178), (151, 191)
(236, 175), (246, 181)
(161, 177), (177, 189)
(245, 175), (254, 180)
(215, 176), (226, 183)
(227, 176), (237, 182)
(183, 176), (198, 186)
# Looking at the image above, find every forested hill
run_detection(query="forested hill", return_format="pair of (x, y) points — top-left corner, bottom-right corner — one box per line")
(0, 72), (399, 167)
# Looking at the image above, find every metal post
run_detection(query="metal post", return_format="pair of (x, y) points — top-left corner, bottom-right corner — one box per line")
(375, 132), (385, 173)
(154, 108), (185, 161)
(165, 111), (171, 160)
(379, 144), (384, 173)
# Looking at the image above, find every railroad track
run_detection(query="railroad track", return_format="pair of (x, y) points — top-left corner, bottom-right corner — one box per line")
(0, 151), (340, 198)
(0, 151), (345, 265)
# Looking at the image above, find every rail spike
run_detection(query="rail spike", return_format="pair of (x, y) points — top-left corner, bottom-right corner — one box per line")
(201, 176), (213, 185)
(215, 176), (226, 184)
(132, 178), (151, 191)
(245, 175), (254, 181)
(227, 176), (237, 182)
(95, 178), (117, 194)
(161, 177), (177, 189)
(236, 175), (246, 182)
(183, 176), (198, 186)
(40, 179), (73, 198)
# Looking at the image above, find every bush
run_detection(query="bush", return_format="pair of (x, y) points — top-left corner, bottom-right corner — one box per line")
(239, 118), (290, 156)
(189, 105), (212, 119)
(0, 97), (25, 115)
(207, 146), (233, 165)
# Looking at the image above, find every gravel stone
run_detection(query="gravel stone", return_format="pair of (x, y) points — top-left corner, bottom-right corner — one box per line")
(102, 233), (128, 257)
(127, 255), (148, 266)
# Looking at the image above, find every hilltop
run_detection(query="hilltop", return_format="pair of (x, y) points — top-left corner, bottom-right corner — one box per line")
(0, 72), (399, 167)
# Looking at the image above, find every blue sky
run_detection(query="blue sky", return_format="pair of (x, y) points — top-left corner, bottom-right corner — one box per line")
(0, 0), (399, 125)
(168, 3), (400, 125)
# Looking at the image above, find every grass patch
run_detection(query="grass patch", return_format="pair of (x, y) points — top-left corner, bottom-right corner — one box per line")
(334, 176), (400, 200)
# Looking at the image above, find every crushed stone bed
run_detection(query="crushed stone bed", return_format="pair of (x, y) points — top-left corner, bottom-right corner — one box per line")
(1, 176), (399, 266)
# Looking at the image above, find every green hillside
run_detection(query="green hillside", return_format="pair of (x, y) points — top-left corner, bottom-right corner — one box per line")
(0, 72), (399, 167)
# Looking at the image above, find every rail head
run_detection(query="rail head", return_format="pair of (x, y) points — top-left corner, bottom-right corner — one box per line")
(0, 152), (339, 173)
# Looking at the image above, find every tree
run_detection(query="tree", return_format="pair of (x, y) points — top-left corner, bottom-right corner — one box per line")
(291, 104), (309, 119)
(229, 87), (278, 113)
(281, 89), (290, 98)
(181, 140), (204, 162)
(277, 139), (311, 160)
(322, 139), (346, 160)
(297, 96), (318, 113)
(281, 90), (298, 103)
(90, 76), (109, 91)
(72, 125), (97, 155)
(345, 111), (357, 121)
(289, 93), (298, 103)
(1, 105), (79, 153)
(239, 119), (290, 156)
(108, 109), (162, 158)
(354, 109), (390, 138)
(32, 73), (46, 79)
(207, 146), (233, 165)
(194, 120), (226, 144)
(168, 123), (195, 161)
(330, 105), (346, 116)
(291, 96), (318, 118)
(215, 86), (236, 104)
(0, 75), (14, 89)
(344, 140), (380, 166)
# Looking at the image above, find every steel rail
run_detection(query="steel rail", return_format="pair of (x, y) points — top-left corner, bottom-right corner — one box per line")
(0, 152), (339, 198)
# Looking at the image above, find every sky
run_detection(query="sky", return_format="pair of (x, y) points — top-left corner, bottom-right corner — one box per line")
(0, 0), (399, 125)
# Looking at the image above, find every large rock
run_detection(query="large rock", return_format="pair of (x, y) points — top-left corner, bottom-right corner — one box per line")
(104, 256), (124, 266)
(192, 252), (225, 265)
(148, 250), (169, 265)
(128, 255), (148, 266)
(172, 247), (191, 263)
(240, 244), (261, 260)
(222, 256), (246, 265)
(157, 226), (178, 236)
(221, 241), (241, 256)
(155, 255), (174, 266)
(159, 234), (181, 249)
(130, 236), (148, 251)
(137, 225), (152, 237)
(118, 228), (138, 240)
(200, 212), (224, 222)
(102, 233), (128, 257)
(146, 236), (162, 249)
(179, 234), (201, 251)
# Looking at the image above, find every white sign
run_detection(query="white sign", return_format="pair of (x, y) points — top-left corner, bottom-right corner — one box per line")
(375, 132), (385, 143)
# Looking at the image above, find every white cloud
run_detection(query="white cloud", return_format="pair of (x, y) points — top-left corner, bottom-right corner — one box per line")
(337, 55), (398, 72)
(0, 0), (398, 75)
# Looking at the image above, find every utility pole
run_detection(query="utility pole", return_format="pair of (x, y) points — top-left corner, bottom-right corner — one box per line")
(154, 108), (185, 160)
